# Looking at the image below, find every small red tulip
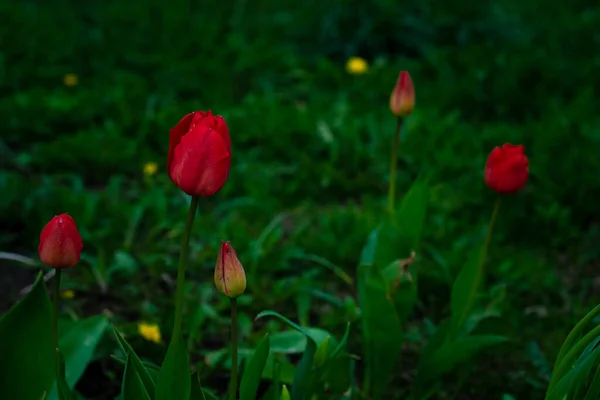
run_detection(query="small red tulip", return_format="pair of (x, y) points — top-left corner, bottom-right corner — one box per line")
(484, 143), (529, 194)
(214, 241), (246, 299)
(38, 214), (83, 269)
(167, 111), (231, 196)
(389, 71), (415, 117)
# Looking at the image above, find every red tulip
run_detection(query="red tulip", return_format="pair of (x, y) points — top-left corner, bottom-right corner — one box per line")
(38, 214), (83, 269)
(168, 111), (231, 196)
(389, 71), (415, 117)
(214, 241), (246, 298)
(485, 143), (529, 194)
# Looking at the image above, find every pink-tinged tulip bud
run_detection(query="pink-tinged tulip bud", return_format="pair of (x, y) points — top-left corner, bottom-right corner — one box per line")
(38, 214), (83, 269)
(167, 111), (231, 196)
(484, 143), (529, 194)
(214, 241), (246, 298)
(389, 71), (415, 117)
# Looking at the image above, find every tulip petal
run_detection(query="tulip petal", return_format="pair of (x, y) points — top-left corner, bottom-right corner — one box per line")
(168, 113), (195, 172)
(38, 214), (83, 269)
(169, 128), (231, 196)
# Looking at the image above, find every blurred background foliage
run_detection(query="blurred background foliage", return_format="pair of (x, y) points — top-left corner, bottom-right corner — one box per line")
(0, 0), (599, 398)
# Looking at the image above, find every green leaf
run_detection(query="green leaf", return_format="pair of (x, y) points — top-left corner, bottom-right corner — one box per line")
(57, 352), (74, 400)
(255, 311), (317, 400)
(549, 324), (600, 393)
(190, 372), (207, 400)
(394, 175), (430, 250)
(414, 335), (508, 393)
(281, 385), (291, 400)
(240, 333), (271, 400)
(269, 328), (333, 354)
(547, 344), (600, 400)
(583, 363), (600, 400)
(48, 315), (109, 399)
(548, 304), (600, 390)
(112, 326), (156, 397)
(261, 357), (296, 384)
(330, 323), (351, 359)
(448, 244), (484, 340)
(0, 272), (55, 400)
(381, 259), (418, 324)
(255, 311), (317, 344)
(356, 262), (403, 399)
(320, 354), (352, 394)
(155, 335), (191, 400)
(313, 336), (331, 368)
(122, 351), (151, 400)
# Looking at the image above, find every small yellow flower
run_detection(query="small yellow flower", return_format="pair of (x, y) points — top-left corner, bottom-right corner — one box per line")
(61, 289), (75, 300)
(63, 73), (78, 87)
(138, 323), (161, 344)
(346, 57), (369, 75)
(143, 162), (158, 177)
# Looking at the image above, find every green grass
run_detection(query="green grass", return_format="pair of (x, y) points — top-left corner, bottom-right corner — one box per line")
(1, 0), (599, 398)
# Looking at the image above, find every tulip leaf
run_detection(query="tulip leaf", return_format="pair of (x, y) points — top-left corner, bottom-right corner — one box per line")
(547, 343), (600, 400)
(240, 333), (271, 400)
(0, 272), (55, 400)
(57, 351), (74, 400)
(583, 364), (600, 400)
(281, 385), (291, 400)
(448, 244), (484, 340)
(113, 326), (156, 397)
(394, 174), (430, 251)
(356, 261), (403, 400)
(190, 372), (208, 400)
(155, 335), (191, 400)
(122, 351), (151, 400)
(269, 328), (334, 355)
(255, 311), (318, 400)
(47, 315), (109, 399)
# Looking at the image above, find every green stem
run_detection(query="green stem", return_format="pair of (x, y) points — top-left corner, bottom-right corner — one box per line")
(480, 197), (502, 269)
(388, 117), (403, 213)
(172, 196), (200, 340)
(229, 298), (239, 400)
(52, 269), (63, 400)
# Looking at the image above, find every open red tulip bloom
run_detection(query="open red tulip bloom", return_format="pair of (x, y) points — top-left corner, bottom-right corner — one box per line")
(484, 143), (529, 194)
(168, 111), (231, 196)
(38, 213), (83, 269)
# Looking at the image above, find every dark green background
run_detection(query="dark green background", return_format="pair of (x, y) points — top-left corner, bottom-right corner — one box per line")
(1, 0), (599, 398)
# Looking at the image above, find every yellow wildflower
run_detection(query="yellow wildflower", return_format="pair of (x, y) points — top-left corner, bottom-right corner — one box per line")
(143, 162), (158, 177)
(346, 57), (368, 75)
(63, 73), (79, 87)
(61, 289), (75, 299)
(138, 323), (161, 344)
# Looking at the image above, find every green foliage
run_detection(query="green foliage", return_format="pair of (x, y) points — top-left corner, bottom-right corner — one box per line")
(122, 352), (151, 400)
(0, 273), (55, 400)
(240, 334), (271, 400)
(0, 0), (599, 398)
(155, 336), (191, 400)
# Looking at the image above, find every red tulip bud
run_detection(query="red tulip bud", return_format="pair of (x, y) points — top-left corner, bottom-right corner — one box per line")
(167, 111), (231, 196)
(484, 143), (529, 194)
(389, 71), (415, 117)
(214, 241), (246, 298)
(38, 214), (83, 269)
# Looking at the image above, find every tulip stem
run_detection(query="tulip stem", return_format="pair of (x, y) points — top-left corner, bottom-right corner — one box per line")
(229, 298), (239, 400)
(52, 269), (63, 399)
(480, 197), (502, 273)
(172, 196), (200, 341)
(388, 117), (404, 214)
